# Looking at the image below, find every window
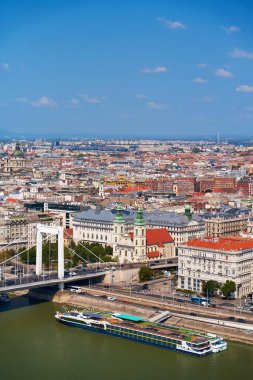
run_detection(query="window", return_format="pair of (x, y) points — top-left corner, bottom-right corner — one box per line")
(121, 226), (123, 233)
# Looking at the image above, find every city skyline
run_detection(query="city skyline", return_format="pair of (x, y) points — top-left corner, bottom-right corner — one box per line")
(1, 0), (253, 137)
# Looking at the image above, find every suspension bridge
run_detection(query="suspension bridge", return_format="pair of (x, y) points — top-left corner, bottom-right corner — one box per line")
(0, 224), (108, 294)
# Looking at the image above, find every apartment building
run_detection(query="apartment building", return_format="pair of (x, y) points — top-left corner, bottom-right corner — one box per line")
(202, 208), (249, 237)
(178, 236), (253, 298)
(0, 213), (62, 250)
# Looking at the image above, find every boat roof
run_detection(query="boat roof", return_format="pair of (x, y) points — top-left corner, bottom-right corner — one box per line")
(113, 313), (145, 322)
(86, 313), (103, 320)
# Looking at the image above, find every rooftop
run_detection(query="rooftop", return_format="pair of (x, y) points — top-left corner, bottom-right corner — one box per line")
(184, 236), (253, 252)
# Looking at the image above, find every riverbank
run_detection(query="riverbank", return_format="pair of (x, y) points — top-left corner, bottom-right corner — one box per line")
(27, 287), (253, 346)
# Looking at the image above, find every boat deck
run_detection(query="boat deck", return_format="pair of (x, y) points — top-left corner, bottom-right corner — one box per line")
(72, 310), (211, 345)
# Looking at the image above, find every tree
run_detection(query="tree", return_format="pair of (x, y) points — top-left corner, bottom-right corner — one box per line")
(191, 147), (202, 154)
(202, 280), (220, 296)
(138, 266), (153, 282)
(221, 280), (236, 298)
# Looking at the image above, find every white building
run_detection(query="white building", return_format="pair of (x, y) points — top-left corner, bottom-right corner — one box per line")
(178, 236), (253, 298)
(73, 207), (205, 247)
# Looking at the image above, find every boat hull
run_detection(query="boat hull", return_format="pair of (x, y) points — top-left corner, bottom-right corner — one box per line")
(56, 317), (211, 356)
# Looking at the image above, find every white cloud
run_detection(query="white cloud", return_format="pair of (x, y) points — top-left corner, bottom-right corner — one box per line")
(141, 66), (168, 74)
(1, 62), (10, 71)
(193, 77), (207, 84)
(236, 85), (253, 93)
(230, 47), (253, 59)
(147, 101), (168, 110)
(202, 95), (217, 102)
(197, 63), (207, 68)
(78, 93), (101, 104)
(157, 17), (187, 30)
(245, 106), (253, 112)
(16, 96), (57, 107)
(68, 98), (80, 105)
(215, 68), (234, 78)
(136, 94), (147, 99)
(223, 26), (241, 34)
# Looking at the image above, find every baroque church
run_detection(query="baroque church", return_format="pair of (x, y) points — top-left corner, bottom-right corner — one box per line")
(112, 207), (174, 263)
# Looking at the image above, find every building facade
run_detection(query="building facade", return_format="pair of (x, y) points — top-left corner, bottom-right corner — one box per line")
(178, 236), (253, 298)
(202, 208), (249, 237)
(73, 207), (205, 248)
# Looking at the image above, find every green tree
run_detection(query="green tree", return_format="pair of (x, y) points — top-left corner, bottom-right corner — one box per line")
(202, 280), (220, 296)
(221, 280), (236, 298)
(191, 147), (202, 154)
(138, 266), (153, 282)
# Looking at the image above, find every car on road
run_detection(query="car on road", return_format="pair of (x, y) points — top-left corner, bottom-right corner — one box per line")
(107, 296), (116, 301)
(104, 267), (110, 271)
(69, 286), (82, 294)
(69, 272), (77, 276)
(227, 316), (235, 321)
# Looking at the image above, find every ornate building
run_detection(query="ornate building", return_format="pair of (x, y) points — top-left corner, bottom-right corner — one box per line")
(3, 142), (27, 175)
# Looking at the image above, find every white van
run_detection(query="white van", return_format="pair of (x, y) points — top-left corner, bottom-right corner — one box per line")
(68, 286), (82, 294)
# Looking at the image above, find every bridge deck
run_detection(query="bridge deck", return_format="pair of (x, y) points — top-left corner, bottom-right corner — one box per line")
(0, 271), (106, 293)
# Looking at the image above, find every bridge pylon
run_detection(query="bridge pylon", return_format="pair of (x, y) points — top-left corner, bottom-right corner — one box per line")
(36, 224), (64, 280)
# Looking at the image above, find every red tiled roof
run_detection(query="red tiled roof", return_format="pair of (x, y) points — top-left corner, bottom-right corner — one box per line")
(146, 228), (174, 246)
(184, 236), (253, 252)
(129, 228), (174, 246)
(6, 198), (19, 203)
(147, 251), (160, 258)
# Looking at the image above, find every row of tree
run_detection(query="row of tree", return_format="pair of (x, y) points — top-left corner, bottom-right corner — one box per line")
(19, 240), (115, 269)
(138, 268), (236, 299)
(202, 280), (236, 298)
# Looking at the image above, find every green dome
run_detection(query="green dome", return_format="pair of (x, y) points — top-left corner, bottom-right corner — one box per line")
(114, 205), (125, 223)
(134, 208), (145, 226)
(12, 142), (24, 158)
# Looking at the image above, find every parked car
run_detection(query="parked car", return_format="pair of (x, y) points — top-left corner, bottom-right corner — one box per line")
(107, 296), (116, 301)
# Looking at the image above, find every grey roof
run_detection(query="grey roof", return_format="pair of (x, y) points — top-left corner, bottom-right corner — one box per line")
(74, 208), (204, 227)
(201, 207), (250, 220)
(74, 208), (134, 223)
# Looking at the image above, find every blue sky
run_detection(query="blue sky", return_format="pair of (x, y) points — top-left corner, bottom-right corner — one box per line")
(1, 0), (253, 138)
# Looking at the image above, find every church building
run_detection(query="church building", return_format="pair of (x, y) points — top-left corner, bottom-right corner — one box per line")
(113, 207), (174, 263)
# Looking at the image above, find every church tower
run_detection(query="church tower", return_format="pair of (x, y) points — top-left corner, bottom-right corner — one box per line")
(113, 205), (125, 255)
(134, 208), (146, 261)
(98, 180), (105, 198)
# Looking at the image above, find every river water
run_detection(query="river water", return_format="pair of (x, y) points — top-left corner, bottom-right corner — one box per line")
(0, 297), (253, 380)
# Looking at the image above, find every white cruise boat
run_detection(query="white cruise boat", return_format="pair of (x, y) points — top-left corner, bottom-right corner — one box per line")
(207, 334), (227, 353)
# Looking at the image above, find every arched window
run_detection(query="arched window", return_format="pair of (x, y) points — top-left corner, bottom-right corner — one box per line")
(121, 226), (123, 233)
(142, 229), (144, 236)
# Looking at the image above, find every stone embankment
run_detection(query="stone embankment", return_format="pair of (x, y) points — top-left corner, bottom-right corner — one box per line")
(28, 287), (253, 345)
